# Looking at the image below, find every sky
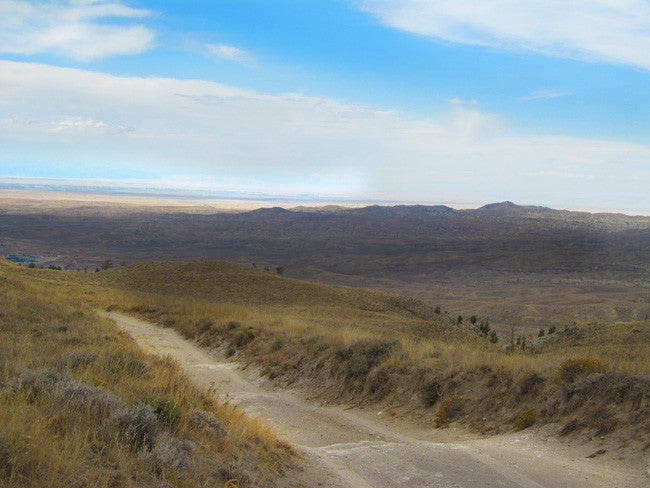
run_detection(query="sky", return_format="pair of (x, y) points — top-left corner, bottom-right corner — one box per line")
(0, 0), (649, 212)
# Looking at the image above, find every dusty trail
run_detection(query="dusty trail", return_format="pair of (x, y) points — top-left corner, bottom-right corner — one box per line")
(103, 312), (640, 488)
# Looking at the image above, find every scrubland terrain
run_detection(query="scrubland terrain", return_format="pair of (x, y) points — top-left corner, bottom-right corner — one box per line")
(87, 262), (649, 456)
(0, 260), (292, 487)
(1, 195), (648, 337)
(2, 258), (647, 482)
(1, 194), (649, 484)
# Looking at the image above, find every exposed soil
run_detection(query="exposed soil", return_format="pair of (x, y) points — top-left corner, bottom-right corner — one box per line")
(104, 312), (647, 488)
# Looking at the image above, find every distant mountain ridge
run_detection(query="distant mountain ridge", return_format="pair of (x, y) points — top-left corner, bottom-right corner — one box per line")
(260, 201), (647, 223)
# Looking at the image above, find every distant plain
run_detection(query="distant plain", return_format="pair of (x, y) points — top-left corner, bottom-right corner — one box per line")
(1, 189), (648, 337)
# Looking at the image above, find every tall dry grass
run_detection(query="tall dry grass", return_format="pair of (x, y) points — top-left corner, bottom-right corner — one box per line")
(5, 259), (649, 447)
(0, 261), (291, 488)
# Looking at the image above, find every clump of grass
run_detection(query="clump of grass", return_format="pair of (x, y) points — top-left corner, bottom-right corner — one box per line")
(199, 320), (214, 333)
(421, 379), (442, 407)
(60, 349), (97, 370)
(518, 373), (545, 395)
(138, 396), (181, 427)
(179, 326), (195, 340)
(554, 357), (609, 382)
(189, 408), (227, 437)
(336, 341), (398, 377)
(513, 409), (537, 430)
(149, 435), (195, 473)
(104, 350), (150, 377)
(434, 396), (467, 427)
(559, 418), (580, 436)
(116, 403), (158, 451)
(53, 377), (122, 418)
(232, 327), (256, 348)
(8, 368), (71, 401)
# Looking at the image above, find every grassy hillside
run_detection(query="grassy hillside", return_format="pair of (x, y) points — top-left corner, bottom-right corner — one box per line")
(93, 260), (439, 318)
(83, 261), (649, 457)
(0, 260), (290, 488)
(3, 258), (649, 473)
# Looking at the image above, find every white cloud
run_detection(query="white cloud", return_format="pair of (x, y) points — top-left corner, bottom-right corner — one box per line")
(207, 43), (249, 62)
(358, 0), (650, 69)
(0, 60), (648, 207)
(446, 97), (478, 105)
(520, 90), (568, 101)
(0, 0), (155, 61)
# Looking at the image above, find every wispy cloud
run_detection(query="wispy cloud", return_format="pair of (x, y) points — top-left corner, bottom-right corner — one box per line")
(1, 60), (648, 206)
(520, 90), (568, 101)
(357, 0), (650, 69)
(207, 43), (250, 62)
(446, 97), (478, 105)
(0, 0), (155, 61)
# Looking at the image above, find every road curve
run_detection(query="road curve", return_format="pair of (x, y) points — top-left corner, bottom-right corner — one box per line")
(102, 312), (639, 488)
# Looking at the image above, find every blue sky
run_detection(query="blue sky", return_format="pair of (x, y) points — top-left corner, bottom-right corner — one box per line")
(0, 0), (649, 212)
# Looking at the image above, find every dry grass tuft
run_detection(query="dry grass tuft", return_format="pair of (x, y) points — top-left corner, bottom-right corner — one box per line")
(513, 409), (538, 430)
(554, 357), (609, 383)
(435, 396), (467, 428)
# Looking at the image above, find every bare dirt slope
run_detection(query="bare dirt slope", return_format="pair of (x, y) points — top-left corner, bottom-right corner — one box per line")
(103, 312), (644, 488)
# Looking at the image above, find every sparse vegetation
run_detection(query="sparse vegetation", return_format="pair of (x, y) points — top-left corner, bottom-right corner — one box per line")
(554, 357), (609, 382)
(421, 379), (442, 407)
(0, 259), (291, 487)
(513, 409), (538, 430)
(336, 341), (398, 377)
(2, 257), (649, 477)
(138, 396), (182, 427)
(435, 396), (467, 427)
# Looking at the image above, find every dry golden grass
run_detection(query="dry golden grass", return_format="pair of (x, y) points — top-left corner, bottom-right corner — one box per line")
(4, 259), (649, 446)
(0, 260), (291, 488)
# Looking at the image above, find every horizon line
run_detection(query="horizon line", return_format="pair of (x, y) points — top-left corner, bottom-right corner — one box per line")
(1, 176), (648, 217)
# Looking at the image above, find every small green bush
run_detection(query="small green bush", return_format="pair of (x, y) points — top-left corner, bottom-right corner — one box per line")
(199, 321), (213, 333)
(139, 396), (181, 427)
(421, 379), (441, 407)
(554, 357), (609, 382)
(179, 327), (195, 340)
(513, 409), (537, 430)
(336, 341), (398, 378)
(232, 327), (255, 348)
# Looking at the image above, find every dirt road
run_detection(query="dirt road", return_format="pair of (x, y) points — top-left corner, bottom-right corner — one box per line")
(103, 312), (642, 488)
